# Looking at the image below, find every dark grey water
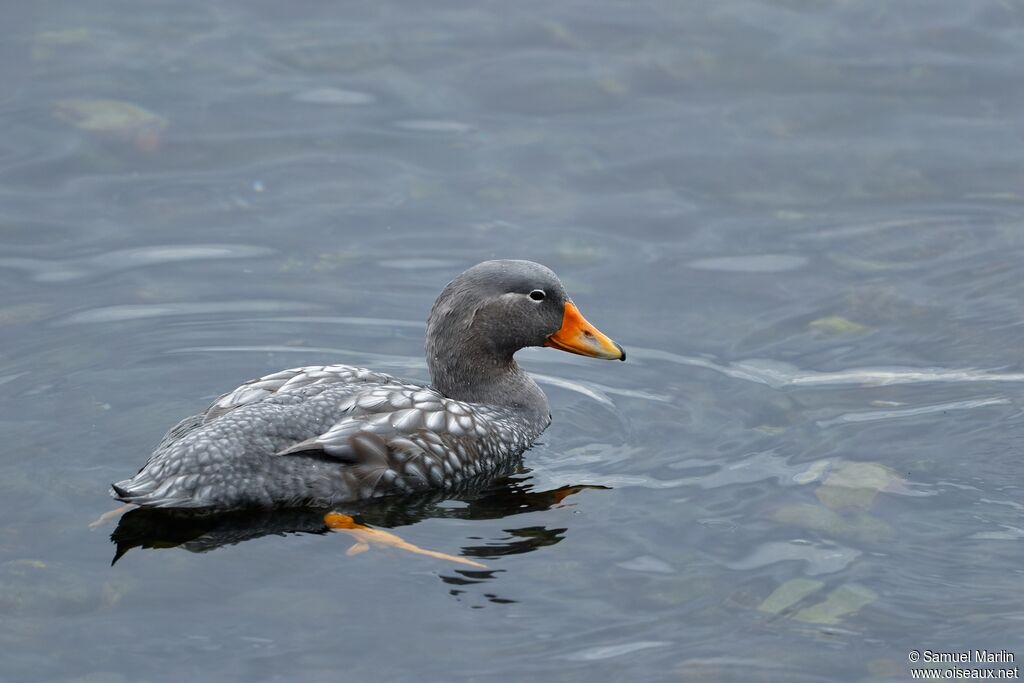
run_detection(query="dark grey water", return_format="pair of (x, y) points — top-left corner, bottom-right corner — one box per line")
(2, 1), (1023, 681)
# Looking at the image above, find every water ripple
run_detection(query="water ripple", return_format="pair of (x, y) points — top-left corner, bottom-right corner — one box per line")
(292, 87), (376, 105)
(0, 244), (273, 283)
(58, 300), (315, 324)
(631, 347), (1024, 388)
(563, 640), (671, 662)
(687, 254), (808, 273)
(166, 344), (426, 370)
(725, 540), (861, 576)
(817, 396), (1012, 427)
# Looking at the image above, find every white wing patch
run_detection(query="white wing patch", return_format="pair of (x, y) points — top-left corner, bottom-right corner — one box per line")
(275, 388), (498, 461)
(204, 364), (399, 422)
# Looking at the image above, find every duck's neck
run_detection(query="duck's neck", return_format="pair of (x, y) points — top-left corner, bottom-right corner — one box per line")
(426, 327), (550, 430)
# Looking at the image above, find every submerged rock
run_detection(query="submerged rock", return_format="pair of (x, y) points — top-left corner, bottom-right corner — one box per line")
(757, 578), (825, 614)
(793, 583), (878, 624)
(770, 503), (896, 542)
(816, 460), (908, 511)
(53, 98), (167, 152)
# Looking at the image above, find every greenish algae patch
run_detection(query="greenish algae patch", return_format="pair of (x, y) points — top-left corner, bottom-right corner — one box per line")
(808, 315), (868, 336)
(0, 559), (96, 615)
(32, 28), (93, 61)
(0, 303), (52, 327)
(53, 98), (167, 152)
(7, 559), (47, 571)
(757, 578), (825, 614)
(792, 459), (831, 485)
(793, 583), (877, 624)
(815, 460), (906, 511)
(553, 239), (607, 267)
(278, 250), (359, 274)
(771, 503), (895, 542)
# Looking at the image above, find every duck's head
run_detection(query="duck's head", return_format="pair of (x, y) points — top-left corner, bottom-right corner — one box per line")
(426, 260), (624, 401)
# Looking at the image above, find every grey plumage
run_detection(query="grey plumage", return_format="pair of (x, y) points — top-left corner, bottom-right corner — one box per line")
(112, 260), (622, 510)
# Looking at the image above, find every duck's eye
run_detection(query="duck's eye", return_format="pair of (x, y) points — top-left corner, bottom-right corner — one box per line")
(529, 289), (546, 302)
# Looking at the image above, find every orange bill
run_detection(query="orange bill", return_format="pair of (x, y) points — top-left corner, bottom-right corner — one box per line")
(545, 301), (625, 361)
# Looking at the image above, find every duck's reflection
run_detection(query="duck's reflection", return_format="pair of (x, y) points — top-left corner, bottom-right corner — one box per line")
(109, 476), (608, 571)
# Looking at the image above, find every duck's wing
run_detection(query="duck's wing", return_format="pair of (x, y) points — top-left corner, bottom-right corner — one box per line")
(155, 413), (207, 451)
(276, 387), (519, 499)
(204, 364), (401, 423)
(154, 365), (402, 450)
(204, 366), (403, 423)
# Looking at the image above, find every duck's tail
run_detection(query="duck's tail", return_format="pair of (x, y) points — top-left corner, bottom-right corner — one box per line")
(111, 482), (132, 499)
(110, 472), (199, 509)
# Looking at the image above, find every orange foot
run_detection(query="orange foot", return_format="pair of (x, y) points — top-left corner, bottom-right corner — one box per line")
(324, 512), (486, 569)
(88, 503), (136, 529)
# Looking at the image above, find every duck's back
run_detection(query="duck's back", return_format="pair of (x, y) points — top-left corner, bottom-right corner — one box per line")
(113, 364), (543, 510)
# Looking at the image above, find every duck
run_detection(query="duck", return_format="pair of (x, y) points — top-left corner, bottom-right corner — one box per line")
(111, 259), (625, 510)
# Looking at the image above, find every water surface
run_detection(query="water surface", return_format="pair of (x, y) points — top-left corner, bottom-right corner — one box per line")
(2, 2), (1023, 682)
